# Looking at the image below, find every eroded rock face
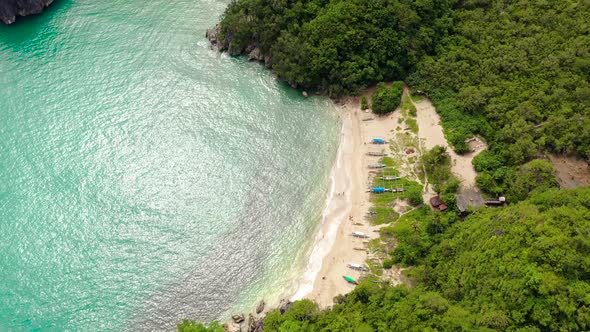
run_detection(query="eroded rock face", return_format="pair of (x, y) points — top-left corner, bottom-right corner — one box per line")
(224, 322), (242, 332)
(0, 0), (54, 24)
(206, 24), (268, 65)
(247, 313), (261, 332)
(248, 47), (263, 62)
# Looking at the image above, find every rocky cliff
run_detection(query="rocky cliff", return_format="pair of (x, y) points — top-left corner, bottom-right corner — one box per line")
(206, 24), (270, 67)
(0, 0), (53, 24)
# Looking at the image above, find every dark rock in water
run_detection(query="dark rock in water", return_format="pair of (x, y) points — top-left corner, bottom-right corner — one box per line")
(255, 300), (265, 314)
(231, 314), (245, 323)
(0, 0), (53, 24)
(228, 43), (243, 56)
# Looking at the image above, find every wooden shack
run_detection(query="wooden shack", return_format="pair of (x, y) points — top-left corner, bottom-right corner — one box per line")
(430, 196), (443, 207)
(429, 196), (447, 211)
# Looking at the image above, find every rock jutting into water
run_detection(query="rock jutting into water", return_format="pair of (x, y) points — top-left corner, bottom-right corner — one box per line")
(231, 314), (245, 324)
(206, 24), (271, 67)
(0, 0), (53, 24)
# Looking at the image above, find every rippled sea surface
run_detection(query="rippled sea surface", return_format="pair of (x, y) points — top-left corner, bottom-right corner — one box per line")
(0, 1), (339, 330)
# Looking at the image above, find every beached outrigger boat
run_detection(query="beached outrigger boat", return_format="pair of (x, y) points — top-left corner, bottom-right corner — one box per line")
(368, 163), (386, 169)
(366, 151), (387, 156)
(352, 231), (370, 238)
(343, 276), (359, 285)
(370, 187), (385, 193)
(371, 138), (386, 144)
(347, 263), (369, 272)
(380, 176), (401, 180)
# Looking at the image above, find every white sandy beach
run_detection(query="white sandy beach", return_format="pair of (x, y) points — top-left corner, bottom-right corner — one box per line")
(289, 94), (400, 307)
(292, 90), (486, 307)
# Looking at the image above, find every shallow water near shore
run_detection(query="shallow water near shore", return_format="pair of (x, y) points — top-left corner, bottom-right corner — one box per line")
(0, 1), (339, 330)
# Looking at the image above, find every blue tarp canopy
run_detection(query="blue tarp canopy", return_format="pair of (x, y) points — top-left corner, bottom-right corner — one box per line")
(372, 138), (386, 143)
(372, 187), (385, 193)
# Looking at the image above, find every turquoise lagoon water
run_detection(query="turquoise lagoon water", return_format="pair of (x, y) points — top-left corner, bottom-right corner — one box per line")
(0, 1), (339, 330)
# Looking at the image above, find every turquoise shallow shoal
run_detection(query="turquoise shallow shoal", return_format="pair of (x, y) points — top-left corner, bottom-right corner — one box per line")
(0, 1), (339, 330)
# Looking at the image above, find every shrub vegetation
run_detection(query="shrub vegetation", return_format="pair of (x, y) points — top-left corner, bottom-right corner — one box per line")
(371, 81), (404, 114)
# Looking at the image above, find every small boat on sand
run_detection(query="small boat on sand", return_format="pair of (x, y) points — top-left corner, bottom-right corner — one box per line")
(352, 231), (370, 239)
(381, 176), (401, 180)
(371, 138), (386, 144)
(368, 163), (387, 169)
(367, 151), (386, 156)
(343, 276), (359, 285)
(347, 263), (369, 272)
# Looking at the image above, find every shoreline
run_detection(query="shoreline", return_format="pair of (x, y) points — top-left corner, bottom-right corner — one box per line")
(291, 93), (398, 307)
(289, 109), (350, 301)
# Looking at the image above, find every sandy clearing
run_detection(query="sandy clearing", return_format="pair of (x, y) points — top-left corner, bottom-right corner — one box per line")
(548, 154), (590, 189)
(413, 97), (486, 192)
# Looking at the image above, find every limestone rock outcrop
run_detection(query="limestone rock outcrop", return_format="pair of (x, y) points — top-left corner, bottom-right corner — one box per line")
(0, 0), (54, 24)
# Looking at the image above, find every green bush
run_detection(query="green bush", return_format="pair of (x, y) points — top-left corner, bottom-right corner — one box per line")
(361, 96), (368, 110)
(219, 0), (453, 95)
(472, 150), (504, 172)
(407, 190), (424, 206)
(383, 258), (395, 269)
(372, 82), (404, 114)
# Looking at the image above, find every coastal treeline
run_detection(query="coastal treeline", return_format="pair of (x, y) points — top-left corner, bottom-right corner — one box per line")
(262, 187), (590, 331)
(215, 0), (589, 197)
(218, 0), (453, 95)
